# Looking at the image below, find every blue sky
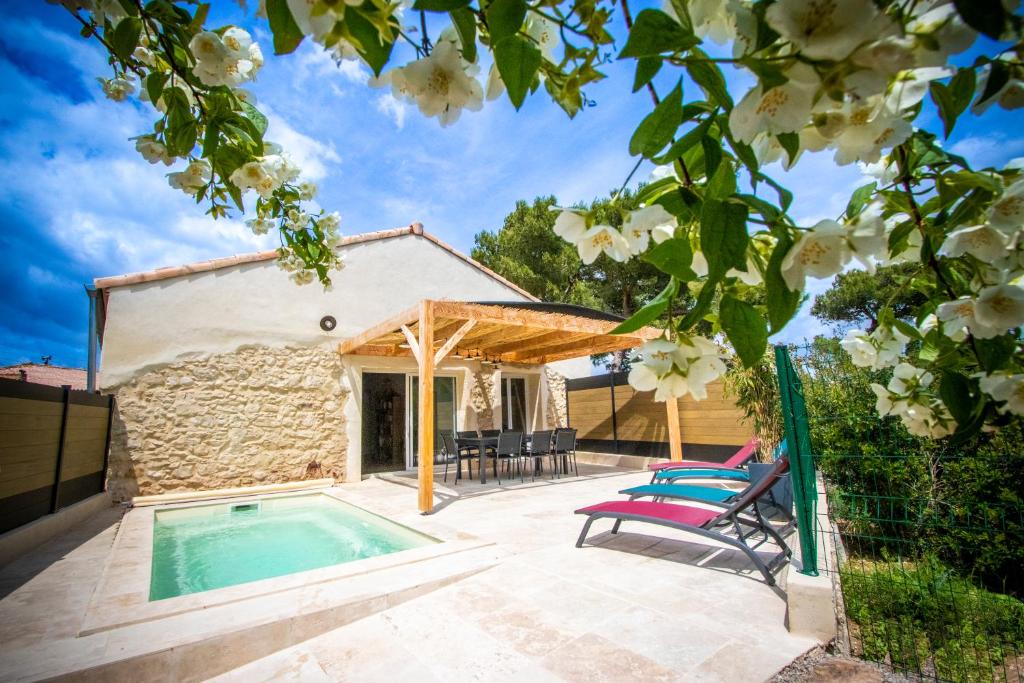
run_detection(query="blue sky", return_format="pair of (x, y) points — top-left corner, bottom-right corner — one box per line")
(2, 3), (1022, 369)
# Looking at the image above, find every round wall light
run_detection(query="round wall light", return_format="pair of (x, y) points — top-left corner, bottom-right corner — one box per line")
(320, 315), (337, 332)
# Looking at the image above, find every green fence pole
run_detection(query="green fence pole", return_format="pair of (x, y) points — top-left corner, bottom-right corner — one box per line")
(774, 344), (819, 576)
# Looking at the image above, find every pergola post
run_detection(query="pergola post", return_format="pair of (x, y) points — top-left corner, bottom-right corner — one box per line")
(666, 397), (683, 462)
(417, 300), (435, 513)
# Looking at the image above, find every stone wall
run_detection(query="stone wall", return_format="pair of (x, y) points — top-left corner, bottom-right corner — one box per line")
(469, 365), (497, 431)
(106, 344), (348, 502)
(544, 368), (568, 429)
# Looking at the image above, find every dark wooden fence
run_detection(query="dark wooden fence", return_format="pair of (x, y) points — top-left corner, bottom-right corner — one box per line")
(566, 372), (754, 462)
(0, 379), (113, 534)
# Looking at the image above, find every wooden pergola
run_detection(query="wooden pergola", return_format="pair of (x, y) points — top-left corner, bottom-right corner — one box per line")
(337, 300), (683, 513)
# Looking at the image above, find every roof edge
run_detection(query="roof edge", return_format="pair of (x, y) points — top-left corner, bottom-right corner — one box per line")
(92, 223), (538, 301)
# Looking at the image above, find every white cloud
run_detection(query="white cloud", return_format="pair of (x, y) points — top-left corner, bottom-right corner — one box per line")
(263, 109), (341, 181)
(950, 134), (1024, 170)
(375, 95), (406, 130)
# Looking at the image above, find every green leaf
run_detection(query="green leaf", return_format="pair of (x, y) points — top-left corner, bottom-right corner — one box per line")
(940, 371), (978, 425)
(720, 295), (768, 367)
(686, 50), (732, 110)
(414, 0), (470, 9)
(976, 59), (1010, 107)
(145, 72), (168, 108)
(110, 17), (142, 61)
(846, 182), (876, 219)
(449, 7), (477, 63)
(240, 101), (268, 136)
(975, 335), (1016, 372)
(678, 278), (718, 329)
(346, 9), (395, 77)
(494, 36), (541, 109)
(776, 132), (799, 166)
(930, 69), (976, 139)
(652, 115), (713, 165)
(619, 9), (698, 59)
(610, 280), (677, 334)
(485, 0), (527, 43)
(700, 199), (748, 279)
(633, 57), (662, 93)
(702, 135), (722, 179)
(765, 232), (801, 332)
(705, 159), (736, 200)
(952, 0), (1014, 39)
(629, 80), (683, 158)
(642, 238), (696, 281)
(266, 0), (305, 55)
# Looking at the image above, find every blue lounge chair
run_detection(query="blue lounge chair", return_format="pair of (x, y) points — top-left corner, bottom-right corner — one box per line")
(650, 439), (788, 484)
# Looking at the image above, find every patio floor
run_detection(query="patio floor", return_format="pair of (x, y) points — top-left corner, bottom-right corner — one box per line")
(0, 464), (818, 681)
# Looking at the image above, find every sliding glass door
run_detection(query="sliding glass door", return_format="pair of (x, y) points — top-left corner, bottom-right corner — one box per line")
(408, 376), (457, 467)
(501, 376), (527, 432)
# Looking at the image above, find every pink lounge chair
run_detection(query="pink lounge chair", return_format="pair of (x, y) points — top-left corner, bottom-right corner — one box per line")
(647, 437), (759, 473)
(574, 457), (791, 585)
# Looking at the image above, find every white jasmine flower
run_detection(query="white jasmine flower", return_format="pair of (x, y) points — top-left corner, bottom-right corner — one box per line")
(692, 250), (709, 277)
(298, 182), (318, 200)
(841, 326), (909, 370)
(872, 363), (955, 438)
(189, 29), (262, 87)
(622, 205), (677, 255)
(936, 297), (1006, 340)
(940, 225), (1011, 262)
(727, 256), (762, 285)
(830, 104), (913, 166)
(553, 209), (588, 244)
(230, 160), (282, 198)
(781, 220), (851, 291)
(638, 338), (686, 375)
(682, 0), (742, 44)
(845, 200), (888, 269)
(485, 64), (505, 101)
(246, 217), (276, 235)
(853, 36), (916, 78)
(135, 137), (173, 166)
(909, 3), (977, 67)
(319, 211), (341, 233)
(974, 283), (1024, 332)
(886, 67), (954, 112)
(167, 159), (211, 196)
(576, 225), (630, 264)
(628, 363), (659, 392)
(100, 76), (134, 101)
(648, 165), (678, 183)
(630, 336), (726, 402)
(393, 41), (483, 127)
(133, 46), (156, 66)
(525, 15), (560, 60)
(290, 270), (317, 285)
(221, 27), (253, 60)
(987, 178), (1024, 234)
(729, 64), (819, 144)
(979, 373), (1024, 416)
(920, 313), (967, 342)
(765, 0), (892, 61)
(189, 31), (228, 64)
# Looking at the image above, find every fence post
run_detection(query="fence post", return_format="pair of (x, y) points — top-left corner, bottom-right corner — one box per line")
(773, 345), (819, 576)
(609, 372), (619, 453)
(50, 386), (72, 513)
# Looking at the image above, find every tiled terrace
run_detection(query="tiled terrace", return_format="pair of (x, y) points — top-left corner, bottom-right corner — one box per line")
(0, 464), (817, 681)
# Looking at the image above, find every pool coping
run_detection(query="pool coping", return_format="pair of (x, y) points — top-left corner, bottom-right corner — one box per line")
(80, 487), (488, 636)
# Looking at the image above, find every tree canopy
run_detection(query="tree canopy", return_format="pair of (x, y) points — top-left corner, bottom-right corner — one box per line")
(812, 264), (929, 332)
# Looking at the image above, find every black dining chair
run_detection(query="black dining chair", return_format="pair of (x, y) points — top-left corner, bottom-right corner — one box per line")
(525, 430), (553, 481)
(456, 430), (481, 459)
(442, 432), (474, 483)
(480, 429), (501, 437)
(491, 431), (524, 484)
(553, 428), (579, 477)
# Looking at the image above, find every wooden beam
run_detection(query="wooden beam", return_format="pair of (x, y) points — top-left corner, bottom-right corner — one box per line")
(345, 344), (414, 357)
(434, 320), (476, 365)
(432, 301), (659, 339)
(400, 325), (421, 363)
(485, 330), (586, 355)
(456, 325), (543, 353)
(666, 397), (683, 462)
(337, 304), (420, 355)
(512, 334), (644, 364)
(417, 300), (435, 513)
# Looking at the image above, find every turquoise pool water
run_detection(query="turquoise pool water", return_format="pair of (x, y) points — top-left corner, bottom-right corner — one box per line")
(150, 494), (436, 601)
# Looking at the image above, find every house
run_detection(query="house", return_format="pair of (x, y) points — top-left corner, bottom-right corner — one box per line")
(0, 363), (87, 390)
(94, 223), (603, 502)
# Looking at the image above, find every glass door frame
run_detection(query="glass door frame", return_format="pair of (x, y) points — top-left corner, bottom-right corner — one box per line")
(404, 371), (460, 470)
(500, 373), (531, 433)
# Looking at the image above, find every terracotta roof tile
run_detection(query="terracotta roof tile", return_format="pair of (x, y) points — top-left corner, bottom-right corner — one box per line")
(0, 363), (88, 389)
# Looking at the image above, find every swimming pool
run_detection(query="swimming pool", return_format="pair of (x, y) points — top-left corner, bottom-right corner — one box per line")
(150, 493), (437, 601)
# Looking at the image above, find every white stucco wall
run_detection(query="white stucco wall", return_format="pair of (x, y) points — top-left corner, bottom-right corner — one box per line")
(99, 234), (531, 388)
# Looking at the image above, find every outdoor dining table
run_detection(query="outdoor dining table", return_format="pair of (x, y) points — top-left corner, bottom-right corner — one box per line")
(454, 435), (499, 483)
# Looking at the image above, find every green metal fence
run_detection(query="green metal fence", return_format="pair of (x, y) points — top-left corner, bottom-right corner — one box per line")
(775, 341), (1024, 683)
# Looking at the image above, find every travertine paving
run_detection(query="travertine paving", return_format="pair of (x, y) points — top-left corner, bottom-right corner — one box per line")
(0, 464), (817, 681)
